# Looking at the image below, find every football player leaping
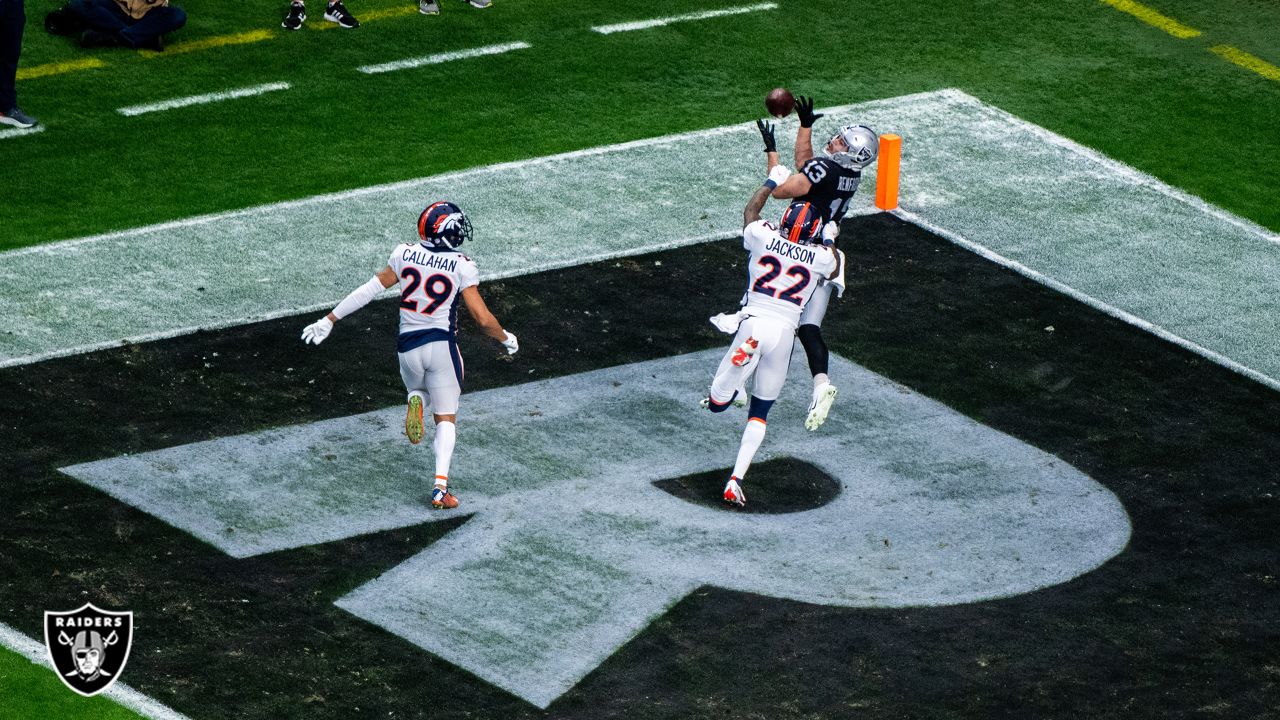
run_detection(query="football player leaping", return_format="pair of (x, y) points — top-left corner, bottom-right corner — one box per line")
(301, 201), (519, 510)
(705, 126), (840, 508)
(765, 96), (878, 431)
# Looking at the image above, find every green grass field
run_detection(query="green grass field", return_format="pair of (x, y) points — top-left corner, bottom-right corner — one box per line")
(3, 1), (1279, 717)
(0, 645), (145, 720)
(4, 0), (1279, 249)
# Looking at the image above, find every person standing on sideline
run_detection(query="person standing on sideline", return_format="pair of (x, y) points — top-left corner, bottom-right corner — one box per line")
(282, 0), (358, 30)
(0, 0), (38, 128)
(301, 201), (519, 510)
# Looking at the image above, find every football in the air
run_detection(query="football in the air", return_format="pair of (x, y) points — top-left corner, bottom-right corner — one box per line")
(765, 87), (794, 118)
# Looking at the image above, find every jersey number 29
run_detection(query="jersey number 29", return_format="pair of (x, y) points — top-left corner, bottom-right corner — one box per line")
(399, 268), (454, 314)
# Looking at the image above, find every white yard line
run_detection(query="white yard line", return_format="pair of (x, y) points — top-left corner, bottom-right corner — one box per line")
(3, 88), (1279, 396)
(895, 208), (1280, 395)
(0, 622), (193, 720)
(592, 2), (777, 34)
(0, 124), (45, 140)
(358, 41), (531, 74)
(117, 82), (291, 117)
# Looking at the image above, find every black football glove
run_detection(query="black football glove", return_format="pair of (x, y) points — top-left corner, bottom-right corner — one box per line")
(756, 119), (777, 153)
(795, 95), (824, 129)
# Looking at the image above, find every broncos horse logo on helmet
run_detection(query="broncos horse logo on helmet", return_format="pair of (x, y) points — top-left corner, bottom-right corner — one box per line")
(825, 124), (879, 170)
(417, 201), (473, 249)
(779, 201), (824, 245)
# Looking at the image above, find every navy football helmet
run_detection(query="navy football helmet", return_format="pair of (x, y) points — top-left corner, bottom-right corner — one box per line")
(417, 201), (473, 249)
(779, 201), (824, 244)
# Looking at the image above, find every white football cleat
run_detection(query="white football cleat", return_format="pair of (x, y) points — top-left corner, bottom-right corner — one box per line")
(723, 477), (746, 507)
(805, 383), (838, 431)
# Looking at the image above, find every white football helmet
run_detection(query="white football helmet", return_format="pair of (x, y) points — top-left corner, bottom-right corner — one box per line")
(826, 124), (878, 170)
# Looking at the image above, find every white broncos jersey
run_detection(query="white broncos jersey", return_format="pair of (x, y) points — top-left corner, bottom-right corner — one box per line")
(741, 219), (838, 328)
(388, 243), (480, 335)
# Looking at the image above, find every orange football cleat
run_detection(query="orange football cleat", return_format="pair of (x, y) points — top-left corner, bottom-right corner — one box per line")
(431, 485), (459, 509)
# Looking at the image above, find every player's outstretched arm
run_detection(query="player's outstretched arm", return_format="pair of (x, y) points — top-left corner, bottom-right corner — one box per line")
(793, 95), (823, 168)
(460, 286), (518, 354)
(770, 171), (813, 200)
(756, 119), (780, 174)
(744, 163), (792, 228)
(301, 266), (397, 345)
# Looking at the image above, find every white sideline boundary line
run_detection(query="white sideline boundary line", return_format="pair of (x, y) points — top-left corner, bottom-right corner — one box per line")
(358, 41), (531, 74)
(932, 88), (1280, 247)
(894, 208), (1280, 394)
(0, 229), (759, 369)
(0, 622), (192, 720)
(117, 82), (291, 117)
(2, 88), (931, 260)
(0, 124), (45, 140)
(4, 88), (1277, 389)
(592, 2), (777, 34)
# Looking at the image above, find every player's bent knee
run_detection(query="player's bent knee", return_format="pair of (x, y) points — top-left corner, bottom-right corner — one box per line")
(797, 324), (824, 347)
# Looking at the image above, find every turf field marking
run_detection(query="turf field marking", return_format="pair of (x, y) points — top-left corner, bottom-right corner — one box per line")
(897, 209), (1280, 394)
(357, 40), (531, 74)
(116, 81), (291, 116)
(5, 88), (1280, 397)
(0, 622), (193, 720)
(591, 2), (777, 34)
(138, 29), (276, 58)
(15, 57), (107, 80)
(0, 125), (45, 140)
(61, 349), (1130, 707)
(311, 4), (419, 30)
(1209, 44), (1280, 82)
(1100, 0), (1200, 39)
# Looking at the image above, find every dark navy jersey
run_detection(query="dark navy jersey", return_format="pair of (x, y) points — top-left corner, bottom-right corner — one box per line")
(798, 157), (862, 224)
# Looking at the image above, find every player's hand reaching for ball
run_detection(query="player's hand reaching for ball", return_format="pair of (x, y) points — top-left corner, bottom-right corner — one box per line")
(795, 95), (823, 128)
(756, 119), (777, 153)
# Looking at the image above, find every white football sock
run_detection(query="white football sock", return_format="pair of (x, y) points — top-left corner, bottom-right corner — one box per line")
(731, 419), (767, 480)
(813, 373), (830, 390)
(433, 420), (456, 483)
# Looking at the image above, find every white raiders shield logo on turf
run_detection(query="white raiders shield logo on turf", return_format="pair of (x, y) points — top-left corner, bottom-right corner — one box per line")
(44, 603), (134, 697)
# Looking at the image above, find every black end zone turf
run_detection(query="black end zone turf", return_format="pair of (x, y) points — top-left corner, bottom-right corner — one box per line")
(2, 212), (1278, 719)
(654, 458), (840, 514)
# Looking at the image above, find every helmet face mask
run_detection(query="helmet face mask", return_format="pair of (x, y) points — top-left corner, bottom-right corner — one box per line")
(826, 124), (878, 170)
(778, 201), (824, 245)
(417, 201), (473, 249)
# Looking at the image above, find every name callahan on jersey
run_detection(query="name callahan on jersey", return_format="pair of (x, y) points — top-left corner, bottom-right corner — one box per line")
(402, 248), (458, 273)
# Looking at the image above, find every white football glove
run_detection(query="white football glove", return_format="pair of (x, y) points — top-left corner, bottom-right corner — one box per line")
(301, 317), (334, 345)
(767, 164), (792, 186)
(822, 222), (840, 244)
(501, 330), (519, 355)
(709, 310), (748, 334)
